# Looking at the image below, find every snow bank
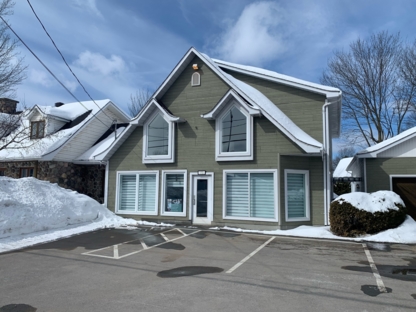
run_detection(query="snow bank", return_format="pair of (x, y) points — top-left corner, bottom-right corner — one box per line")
(0, 177), (126, 239)
(335, 191), (404, 213)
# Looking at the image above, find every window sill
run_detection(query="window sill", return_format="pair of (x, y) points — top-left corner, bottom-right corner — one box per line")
(116, 210), (158, 216)
(285, 217), (310, 222)
(216, 154), (253, 162)
(223, 216), (278, 222)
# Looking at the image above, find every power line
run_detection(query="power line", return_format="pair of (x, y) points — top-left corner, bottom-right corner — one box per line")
(26, 0), (116, 124)
(0, 15), (111, 130)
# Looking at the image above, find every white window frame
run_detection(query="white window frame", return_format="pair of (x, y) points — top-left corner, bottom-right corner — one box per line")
(222, 169), (278, 222)
(191, 72), (200, 86)
(143, 111), (175, 164)
(285, 169), (310, 222)
(389, 174), (416, 191)
(216, 102), (253, 161)
(161, 170), (187, 217)
(115, 170), (159, 215)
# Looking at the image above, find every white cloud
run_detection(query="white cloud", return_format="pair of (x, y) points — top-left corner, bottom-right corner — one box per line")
(211, 2), (285, 66)
(72, 0), (102, 18)
(74, 51), (126, 76)
(29, 69), (54, 87)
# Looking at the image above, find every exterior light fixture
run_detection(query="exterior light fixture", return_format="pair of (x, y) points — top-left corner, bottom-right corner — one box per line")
(197, 170), (206, 175)
(192, 64), (199, 70)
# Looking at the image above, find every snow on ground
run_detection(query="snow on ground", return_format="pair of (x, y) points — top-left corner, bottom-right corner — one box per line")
(1, 178), (415, 254)
(0, 177), (172, 253)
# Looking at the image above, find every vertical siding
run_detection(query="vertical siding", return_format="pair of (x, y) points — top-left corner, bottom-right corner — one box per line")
(221, 70), (326, 142)
(366, 157), (416, 192)
(108, 55), (324, 227)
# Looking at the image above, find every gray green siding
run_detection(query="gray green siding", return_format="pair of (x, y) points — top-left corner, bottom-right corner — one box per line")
(108, 55), (325, 228)
(366, 158), (416, 192)
(222, 70), (326, 142)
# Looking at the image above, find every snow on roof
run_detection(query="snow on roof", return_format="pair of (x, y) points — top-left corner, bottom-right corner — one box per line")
(75, 126), (126, 162)
(0, 100), (112, 161)
(357, 126), (416, 156)
(333, 157), (353, 177)
(39, 99), (110, 120)
(213, 58), (341, 98)
(199, 53), (322, 152)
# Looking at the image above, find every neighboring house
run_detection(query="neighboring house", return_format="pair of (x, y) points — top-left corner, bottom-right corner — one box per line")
(100, 47), (342, 229)
(0, 98), (130, 203)
(347, 127), (416, 220)
(333, 157), (361, 192)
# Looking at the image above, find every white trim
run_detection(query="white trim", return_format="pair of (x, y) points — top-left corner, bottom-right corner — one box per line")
(389, 174), (416, 191)
(115, 170), (159, 215)
(190, 172), (214, 224)
(284, 169), (310, 222)
(142, 111), (175, 164)
(191, 72), (201, 86)
(222, 169), (278, 222)
(364, 158), (367, 192)
(216, 104), (254, 161)
(161, 170), (187, 217)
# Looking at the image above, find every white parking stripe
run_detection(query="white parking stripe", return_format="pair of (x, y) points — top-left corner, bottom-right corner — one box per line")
(362, 243), (387, 293)
(113, 245), (119, 259)
(176, 228), (186, 236)
(160, 233), (168, 241)
(140, 240), (148, 250)
(226, 236), (275, 274)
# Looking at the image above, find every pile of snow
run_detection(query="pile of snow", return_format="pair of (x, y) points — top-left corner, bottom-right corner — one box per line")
(0, 177), (172, 253)
(335, 191), (404, 213)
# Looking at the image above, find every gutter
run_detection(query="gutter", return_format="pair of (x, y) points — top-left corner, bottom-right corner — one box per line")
(322, 94), (342, 225)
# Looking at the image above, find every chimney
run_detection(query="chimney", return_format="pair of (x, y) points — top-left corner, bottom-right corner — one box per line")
(0, 98), (19, 114)
(55, 102), (64, 107)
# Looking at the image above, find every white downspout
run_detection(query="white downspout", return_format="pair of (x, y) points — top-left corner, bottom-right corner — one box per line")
(103, 160), (109, 207)
(322, 99), (334, 225)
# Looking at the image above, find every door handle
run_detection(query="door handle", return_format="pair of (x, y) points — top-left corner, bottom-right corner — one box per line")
(193, 196), (195, 205)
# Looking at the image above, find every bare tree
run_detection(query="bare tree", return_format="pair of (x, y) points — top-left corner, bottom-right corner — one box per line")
(128, 88), (153, 117)
(322, 31), (416, 147)
(0, 0), (27, 98)
(399, 41), (416, 128)
(332, 146), (356, 170)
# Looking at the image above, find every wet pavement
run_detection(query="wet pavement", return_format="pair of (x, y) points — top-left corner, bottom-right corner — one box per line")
(0, 226), (415, 311)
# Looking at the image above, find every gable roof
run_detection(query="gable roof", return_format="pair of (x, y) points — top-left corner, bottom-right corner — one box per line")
(355, 126), (416, 158)
(0, 99), (130, 161)
(333, 157), (353, 178)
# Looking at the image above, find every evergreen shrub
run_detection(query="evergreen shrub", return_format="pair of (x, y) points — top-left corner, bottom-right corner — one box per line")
(330, 198), (407, 237)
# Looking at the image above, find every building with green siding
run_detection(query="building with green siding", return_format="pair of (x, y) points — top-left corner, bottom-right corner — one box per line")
(347, 127), (416, 220)
(101, 47), (342, 230)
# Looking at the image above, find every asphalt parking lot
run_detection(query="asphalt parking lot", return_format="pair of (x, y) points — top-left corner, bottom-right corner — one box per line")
(0, 226), (415, 312)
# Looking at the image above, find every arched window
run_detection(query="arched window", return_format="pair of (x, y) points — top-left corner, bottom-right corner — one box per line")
(191, 72), (200, 86)
(147, 114), (169, 156)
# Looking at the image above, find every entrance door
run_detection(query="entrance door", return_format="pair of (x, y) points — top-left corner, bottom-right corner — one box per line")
(191, 174), (213, 224)
(392, 177), (416, 220)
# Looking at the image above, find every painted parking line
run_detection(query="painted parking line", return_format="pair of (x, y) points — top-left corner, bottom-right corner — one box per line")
(226, 236), (275, 274)
(82, 228), (198, 260)
(362, 243), (387, 293)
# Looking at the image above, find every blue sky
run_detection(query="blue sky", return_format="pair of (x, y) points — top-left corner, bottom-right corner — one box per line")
(6, 0), (416, 116)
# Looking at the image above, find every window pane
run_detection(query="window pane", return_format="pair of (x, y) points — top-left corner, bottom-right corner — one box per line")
(138, 174), (156, 212)
(148, 115), (169, 156)
(287, 173), (306, 218)
(226, 173), (249, 217)
(38, 122), (45, 138)
(221, 107), (247, 153)
(31, 123), (37, 138)
(165, 174), (184, 212)
(0, 170), (4, 176)
(119, 175), (136, 211)
(196, 179), (208, 217)
(250, 173), (274, 218)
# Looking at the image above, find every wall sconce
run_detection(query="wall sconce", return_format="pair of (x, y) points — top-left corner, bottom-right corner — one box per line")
(192, 64), (199, 70)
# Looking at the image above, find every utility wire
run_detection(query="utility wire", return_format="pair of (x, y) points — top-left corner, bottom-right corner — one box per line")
(26, 0), (116, 124)
(0, 15), (111, 130)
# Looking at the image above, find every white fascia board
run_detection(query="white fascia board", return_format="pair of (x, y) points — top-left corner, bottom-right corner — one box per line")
(201, 90), (261, 119)
(133, 99), (185, 125)
(24, 105), (46, 120)
(107, 101), (131, 122)
(214, 60), (342, 99)
(356, 130), (416, 158)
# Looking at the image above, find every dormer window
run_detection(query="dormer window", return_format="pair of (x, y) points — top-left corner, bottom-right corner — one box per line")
(216, 103), (253, 161)
(30, 121), (45, 139)
(143, 112), (175, 163)
(191, 72), (200, 86)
